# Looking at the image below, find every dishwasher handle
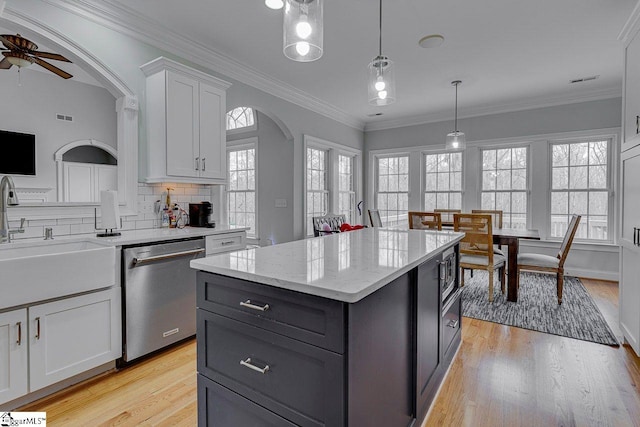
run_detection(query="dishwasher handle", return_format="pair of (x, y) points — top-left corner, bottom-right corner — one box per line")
(132, 248), (205, 266)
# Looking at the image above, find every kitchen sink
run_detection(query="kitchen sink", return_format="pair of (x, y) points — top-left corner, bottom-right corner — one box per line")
(0, 239), (116, 310)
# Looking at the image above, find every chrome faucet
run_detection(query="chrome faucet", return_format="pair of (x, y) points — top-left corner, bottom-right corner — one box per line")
(0, 176), (20, 243)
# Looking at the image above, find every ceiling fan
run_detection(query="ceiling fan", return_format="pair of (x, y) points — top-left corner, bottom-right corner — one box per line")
(0, 34), (73, 79)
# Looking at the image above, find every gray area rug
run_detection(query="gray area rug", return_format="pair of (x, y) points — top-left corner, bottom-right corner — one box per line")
(461, 271), (619, 346)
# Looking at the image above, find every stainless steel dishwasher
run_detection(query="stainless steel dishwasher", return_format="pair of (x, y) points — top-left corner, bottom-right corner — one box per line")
(122, 238), (205, 362)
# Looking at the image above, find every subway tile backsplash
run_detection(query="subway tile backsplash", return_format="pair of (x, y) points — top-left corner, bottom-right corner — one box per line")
(10, 183), (215, 240)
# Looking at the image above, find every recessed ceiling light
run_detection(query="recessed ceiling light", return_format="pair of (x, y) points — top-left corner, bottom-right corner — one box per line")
(569, 75), (599, 84)
(367, 113), (384, 117)
(418, 34), (444, 48)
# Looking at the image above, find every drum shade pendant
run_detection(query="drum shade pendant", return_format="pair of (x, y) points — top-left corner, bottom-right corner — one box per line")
(446, 80), (466, 150)
(284, 0), (323, 62)
(368, 0), (396, 106)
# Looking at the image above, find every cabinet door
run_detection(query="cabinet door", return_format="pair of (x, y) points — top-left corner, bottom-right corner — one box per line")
(416, 257), (441, 419)
(0, 309), (28, 405)
(620, 146), (640, 355)
(63, 162), (93, 202)
(166, 71), (199, 178)
(624, 30), (640, 151)
(29, 288), (122, 392)
(198, 82), (226, 180)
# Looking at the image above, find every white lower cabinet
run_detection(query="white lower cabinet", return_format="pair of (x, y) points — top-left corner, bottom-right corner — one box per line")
(0, 309), (28, 404)
(0, 288), (121, 405)
(29, 288), (122, 392)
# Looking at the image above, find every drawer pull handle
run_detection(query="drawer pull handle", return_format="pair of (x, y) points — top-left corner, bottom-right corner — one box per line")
(240, 300), (270, 312)
(240, 357), (270, 374)
(446, 319), (459, 329)
(16, 322), (21, 345)
(221, 240), (236, 246)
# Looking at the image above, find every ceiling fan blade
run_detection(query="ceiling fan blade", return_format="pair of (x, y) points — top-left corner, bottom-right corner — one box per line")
(31, 51), (71, 62)
(0, 57), (13, 69)
(0, 35), (19, 51)
(32, 57), (73, 79)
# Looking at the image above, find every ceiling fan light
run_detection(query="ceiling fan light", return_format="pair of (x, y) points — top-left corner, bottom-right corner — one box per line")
(6, 55), (32, 68)
(368, 56), (396, 106)
(265, 0), (284, 9)
(283, 0), (323, 62)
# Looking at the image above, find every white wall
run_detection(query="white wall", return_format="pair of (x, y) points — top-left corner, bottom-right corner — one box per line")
(364, 98), (623, 280)
(0, 68), (116, 198)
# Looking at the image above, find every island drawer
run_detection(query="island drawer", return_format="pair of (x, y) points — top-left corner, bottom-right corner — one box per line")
(198, 374), (297, 426)
(197, 272), (345, 353)
(442, 290), (461, 357)
(197, 310), (345, 427)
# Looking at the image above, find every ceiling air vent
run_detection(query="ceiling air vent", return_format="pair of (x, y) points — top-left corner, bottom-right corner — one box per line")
(569, 75), (599, 84)
(56, 113), (73, 122)
(367, 113), (384, 117)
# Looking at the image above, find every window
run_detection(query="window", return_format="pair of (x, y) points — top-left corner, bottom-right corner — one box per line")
(306, 147), (329, 235)
(338, 154), (356, 223)
(481, 147), (528, 229)
(550, 139), (610, 240)
(424, 152), (462, 210)
(228, 144), (256, 236)
(226, 107), (256, 131)
(376, 155), (409, 226)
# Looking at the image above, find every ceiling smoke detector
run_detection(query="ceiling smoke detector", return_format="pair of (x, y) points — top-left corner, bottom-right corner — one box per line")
(569, 75), (599, 84)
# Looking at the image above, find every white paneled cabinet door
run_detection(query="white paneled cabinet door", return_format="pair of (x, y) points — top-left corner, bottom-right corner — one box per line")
(624, 29), (640, 152)
(0, 309), (27, 404)
(166, 70), (199, 178)
(29, 288), (122, 392)
(620, 146), (640, 355)
(198, 82), (226, 180)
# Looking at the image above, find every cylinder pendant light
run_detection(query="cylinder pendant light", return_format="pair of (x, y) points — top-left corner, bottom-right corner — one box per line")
(445, 80), (466, 150)
(368, 0), (396, 106)
(284, 0), (323, 62)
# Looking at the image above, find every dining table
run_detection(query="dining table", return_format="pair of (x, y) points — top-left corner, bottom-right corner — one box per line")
(492, 227), (540, 302)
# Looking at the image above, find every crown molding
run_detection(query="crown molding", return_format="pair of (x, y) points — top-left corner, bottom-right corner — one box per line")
(618, 0), (640, 43)
(38, 0), (365, 130)
(364, 87), (622, 132)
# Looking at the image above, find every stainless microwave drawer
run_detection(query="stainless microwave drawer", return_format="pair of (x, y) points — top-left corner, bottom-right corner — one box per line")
(197, 272), (345, 354)
(197, 311), (344, 427)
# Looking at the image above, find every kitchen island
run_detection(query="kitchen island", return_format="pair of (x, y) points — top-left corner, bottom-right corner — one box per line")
(191, 227), (464, 426)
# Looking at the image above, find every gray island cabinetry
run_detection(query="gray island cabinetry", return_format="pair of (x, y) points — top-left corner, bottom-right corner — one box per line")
(191, 228), (463, 426)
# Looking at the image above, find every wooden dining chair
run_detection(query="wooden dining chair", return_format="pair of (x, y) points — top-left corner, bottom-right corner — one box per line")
(408, 211), (442, 230)
(472, 209), (505, 256)
(454, 213), (506, 302)
(368, 209), (383, 227)
(517, 214), (581, 304)
(434, 209), (461, 227)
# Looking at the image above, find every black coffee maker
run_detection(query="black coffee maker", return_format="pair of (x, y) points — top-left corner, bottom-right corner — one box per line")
(189, 202), (215, 227)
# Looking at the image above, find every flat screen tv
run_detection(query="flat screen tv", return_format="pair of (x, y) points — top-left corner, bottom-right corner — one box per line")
(0, 130), (36, 176)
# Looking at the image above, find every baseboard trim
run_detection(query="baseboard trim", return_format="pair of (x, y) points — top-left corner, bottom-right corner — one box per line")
(620, 322), (640, 357)
(565, 268), (619, 282)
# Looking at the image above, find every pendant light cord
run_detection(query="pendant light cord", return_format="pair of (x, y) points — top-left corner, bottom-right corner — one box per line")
(454, 82), (458, 132)
(379, 0), (383, 56)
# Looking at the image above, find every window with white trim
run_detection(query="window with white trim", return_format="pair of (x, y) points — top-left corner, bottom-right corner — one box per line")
(376, 155), (409, 226)
(226, 107), (256, 131)
(227, 144), (256, 236)
(481, 146), (528, 229)
(550, 139), (611, 241)
(306, 147), (329, 235)
(424, 152), (462, 210)
(338, 154), (356, 223)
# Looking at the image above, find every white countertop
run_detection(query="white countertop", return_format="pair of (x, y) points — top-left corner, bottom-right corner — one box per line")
(191, 228), (464, 303)
(3, 225), (248, 249)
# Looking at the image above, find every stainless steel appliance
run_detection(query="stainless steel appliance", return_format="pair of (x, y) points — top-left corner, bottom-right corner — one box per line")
(122, 238), (205, 362)
(439, 246), (458, 306)
(189, 202), (214, 227)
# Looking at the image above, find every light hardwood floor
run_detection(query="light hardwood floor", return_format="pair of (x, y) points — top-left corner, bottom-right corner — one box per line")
(20, 279), (640, 427)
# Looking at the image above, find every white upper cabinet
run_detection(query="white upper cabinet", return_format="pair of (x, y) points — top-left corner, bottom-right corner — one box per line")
(622, 15), (640, 152)
(141, 57), (231, 184)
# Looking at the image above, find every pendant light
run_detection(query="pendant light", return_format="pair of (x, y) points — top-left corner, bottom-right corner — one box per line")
(367, 0), (396, 106)
(265, 0), (284, 9)
(445, 80), (466, 150)
(283, 0), (323, 62)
